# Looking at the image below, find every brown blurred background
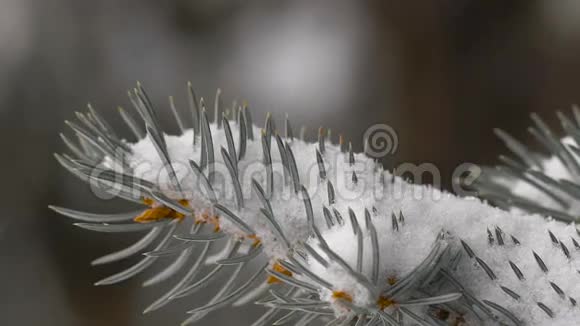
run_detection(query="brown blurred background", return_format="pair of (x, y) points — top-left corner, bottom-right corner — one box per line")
(2, 0), (580, 325)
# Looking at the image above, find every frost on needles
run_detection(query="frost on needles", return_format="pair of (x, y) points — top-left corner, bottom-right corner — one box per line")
(51, 83), (580, 325)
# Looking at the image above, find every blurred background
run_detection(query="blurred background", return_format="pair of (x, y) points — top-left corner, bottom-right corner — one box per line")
(2, 0), (580, 324)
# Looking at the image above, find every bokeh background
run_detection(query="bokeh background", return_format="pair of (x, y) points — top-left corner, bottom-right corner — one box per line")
(3, 0), (580, 324)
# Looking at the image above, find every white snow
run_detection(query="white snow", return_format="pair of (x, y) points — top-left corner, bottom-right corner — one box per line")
(122, 123), (580, 325)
